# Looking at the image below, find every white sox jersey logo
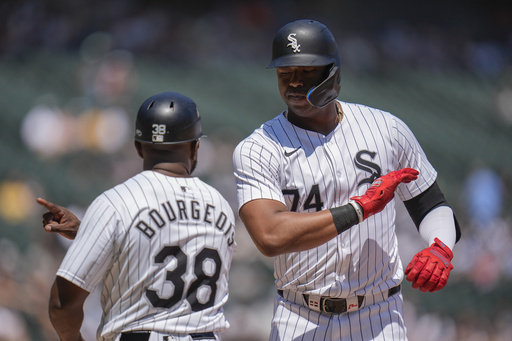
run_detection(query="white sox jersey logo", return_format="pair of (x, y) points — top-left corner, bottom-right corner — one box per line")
(354, 150), (382, 187)
(287, 33), (301, 53)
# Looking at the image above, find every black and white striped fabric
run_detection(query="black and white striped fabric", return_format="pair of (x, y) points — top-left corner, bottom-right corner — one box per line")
(57, 171), (236, 341)
(233, 100), (437, 340)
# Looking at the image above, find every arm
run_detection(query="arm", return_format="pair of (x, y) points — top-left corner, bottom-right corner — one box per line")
(240, 168), (419, 257)
(418, 206), (456, 248)
(403, 181), (461, 243)
(240, 199), (339, 256)
(403, 182), (460, 292)
(49, 276), (89, 341)
(36, 198), (81, 240)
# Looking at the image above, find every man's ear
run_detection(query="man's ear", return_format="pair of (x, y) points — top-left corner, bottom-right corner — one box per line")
(134, 141), (143, 158)
(191, 140), (200, 159)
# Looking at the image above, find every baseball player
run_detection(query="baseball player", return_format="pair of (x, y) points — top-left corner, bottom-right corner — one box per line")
(39, 92), (236, 341)
(232, 19), (461, 340)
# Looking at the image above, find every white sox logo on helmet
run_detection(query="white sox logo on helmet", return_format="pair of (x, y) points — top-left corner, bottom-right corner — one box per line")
(287, 33), (300, 53)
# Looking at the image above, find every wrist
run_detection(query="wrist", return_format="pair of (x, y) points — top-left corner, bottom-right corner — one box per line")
(348, 201), (364, 223)
(350, 196), (371, 220)
(433, 238), (454, 260)
(329, 204), (360, 235)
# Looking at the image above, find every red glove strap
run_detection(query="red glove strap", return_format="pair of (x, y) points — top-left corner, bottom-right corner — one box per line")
(430, 238), (453, 266)
(350, 168), (419, 220)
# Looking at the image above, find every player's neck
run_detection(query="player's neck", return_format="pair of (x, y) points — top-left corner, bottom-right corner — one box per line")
(150, 163), (192, 178)
(286, 102), (342, 135)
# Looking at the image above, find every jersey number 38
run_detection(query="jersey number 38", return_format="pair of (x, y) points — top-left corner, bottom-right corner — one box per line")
(145, 245), (221, 311)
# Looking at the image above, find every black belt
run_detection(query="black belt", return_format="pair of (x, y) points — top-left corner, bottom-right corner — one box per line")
(277, 285), (401, 314)
(120, 331), (215, 341)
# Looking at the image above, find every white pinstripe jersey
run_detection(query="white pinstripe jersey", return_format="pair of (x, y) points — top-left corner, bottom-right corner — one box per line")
(57, 171), (236, 341)
(233, 100), (436, 298)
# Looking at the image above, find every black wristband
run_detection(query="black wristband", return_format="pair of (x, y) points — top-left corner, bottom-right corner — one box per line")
(329, 204), (360, 235)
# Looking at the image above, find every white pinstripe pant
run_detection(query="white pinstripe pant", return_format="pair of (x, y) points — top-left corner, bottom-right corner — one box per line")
(269, 292), (407, 341)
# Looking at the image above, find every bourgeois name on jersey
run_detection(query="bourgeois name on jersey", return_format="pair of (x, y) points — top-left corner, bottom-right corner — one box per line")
(132, 199), (235, 246)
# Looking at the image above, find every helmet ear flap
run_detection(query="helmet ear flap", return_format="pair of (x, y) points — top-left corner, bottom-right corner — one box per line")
(307, 65), (341, 107)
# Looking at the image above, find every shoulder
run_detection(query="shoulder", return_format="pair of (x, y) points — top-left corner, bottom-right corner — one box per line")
(339, 100), (412, 132)
(187, 178), (235, 216)
(234, 113), (287, 153)
(104, 172), (146, 194)
(80, 190), (121, 229)
(96, 172), (149, 207)
(340, 100), (395, 121)
(191, 177), (225, 198)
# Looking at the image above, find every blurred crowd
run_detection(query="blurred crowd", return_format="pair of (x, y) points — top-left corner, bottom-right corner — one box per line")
(1, 0), (512, 74)
(1, 0), (512, 340)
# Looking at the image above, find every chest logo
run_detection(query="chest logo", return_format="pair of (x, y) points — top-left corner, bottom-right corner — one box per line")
(284, 146), (301, 157)
(354, 150), (382, 187)
(287, 33), (301, 53)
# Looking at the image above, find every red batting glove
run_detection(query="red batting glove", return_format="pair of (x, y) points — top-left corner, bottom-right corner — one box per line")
(350, 168), (419, 220)
(405, 238), (454, 293)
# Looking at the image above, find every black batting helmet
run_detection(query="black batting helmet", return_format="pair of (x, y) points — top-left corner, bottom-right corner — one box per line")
(135, 92), (205, 144)
(267, 19), (341, 107)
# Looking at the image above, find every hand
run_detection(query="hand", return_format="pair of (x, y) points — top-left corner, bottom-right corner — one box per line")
(36, 198), (81, 240)
(405, 238), (454, 293)
(350, 168), (419, 219)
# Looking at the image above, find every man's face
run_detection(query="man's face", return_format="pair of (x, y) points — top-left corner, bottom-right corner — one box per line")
(276, 65), (329, 113)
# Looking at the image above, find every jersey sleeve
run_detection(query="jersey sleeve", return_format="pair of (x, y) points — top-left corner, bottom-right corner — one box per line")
(56, 196), (120, 292)
(232, 136), (284, 211)
(392, 116), (437, 201)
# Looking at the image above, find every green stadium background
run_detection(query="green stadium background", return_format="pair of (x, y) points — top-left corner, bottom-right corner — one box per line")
(1, 1), (511, 340)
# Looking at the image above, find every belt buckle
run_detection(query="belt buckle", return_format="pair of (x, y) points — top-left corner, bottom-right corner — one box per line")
(321, 297), (345, 313)
(308, 294), (362, 314)
(321, 296), (360, 314)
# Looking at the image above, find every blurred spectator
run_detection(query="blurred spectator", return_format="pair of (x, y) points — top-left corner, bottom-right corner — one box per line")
(0, 306), (30, 341)
(457, 165), (512, 291)
(0, 179), (38, 224)
(20, 103), (131, 157)
(465, 41), (508, 76)
(20, 103), (74, 158)
(88, 50), (137, 106)
(339, 34), (379, 72)
(463, 165), (504, 228)
(75, 106), (131, 154)
(495, 85), (512, 125)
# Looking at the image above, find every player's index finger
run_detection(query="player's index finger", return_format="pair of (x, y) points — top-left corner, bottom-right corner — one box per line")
(36, 197), (57, 211)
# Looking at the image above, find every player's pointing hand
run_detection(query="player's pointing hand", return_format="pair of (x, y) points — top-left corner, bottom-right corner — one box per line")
(350, 168), (419, 220)
(36, 198), (81, 240)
